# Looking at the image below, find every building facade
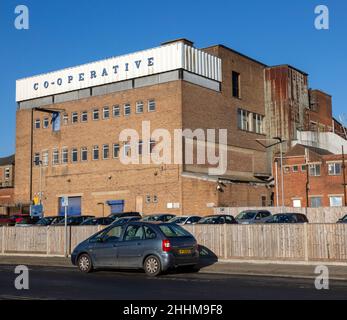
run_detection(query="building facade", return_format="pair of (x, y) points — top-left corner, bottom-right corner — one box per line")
(0, 155), (15, 215)
(274, 144), (347, 208)
(15, 39), (273, 217)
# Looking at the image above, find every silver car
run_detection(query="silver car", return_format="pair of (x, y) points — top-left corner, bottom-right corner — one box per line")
(236, 210), (272, 224)
(169, 216), (202, 225)
(71, 221), (199, 276)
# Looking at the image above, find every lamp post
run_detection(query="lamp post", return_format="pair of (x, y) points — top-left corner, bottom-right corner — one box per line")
(273, 137), (285, 210)
(256, 137), (286, 211)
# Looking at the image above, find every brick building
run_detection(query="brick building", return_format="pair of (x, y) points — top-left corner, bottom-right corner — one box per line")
(274, 144), (347, 208)
(0, 155), (15, 215)
(15, 39), (274, 217)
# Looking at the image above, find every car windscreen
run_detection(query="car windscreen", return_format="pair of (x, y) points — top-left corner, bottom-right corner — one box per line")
(199, 216), (219, 224)
(170, 217), (187, 224)
(236, 211), (257, 220)
(159, 224), (192, 238)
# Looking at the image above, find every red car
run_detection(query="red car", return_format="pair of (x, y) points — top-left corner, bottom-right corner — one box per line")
(0, 214), (30, 226)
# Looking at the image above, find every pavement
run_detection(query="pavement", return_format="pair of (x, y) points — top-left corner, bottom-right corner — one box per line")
(0, 255), (347, 280)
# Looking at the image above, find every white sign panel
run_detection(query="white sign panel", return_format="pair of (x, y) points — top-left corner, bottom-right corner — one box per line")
(61, 196), (69, 208)
(16, 42), (222, 102)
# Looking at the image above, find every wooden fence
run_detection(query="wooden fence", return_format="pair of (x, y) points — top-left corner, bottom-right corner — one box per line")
(214, 207), (347, 224)
(1, 224), (347, 263)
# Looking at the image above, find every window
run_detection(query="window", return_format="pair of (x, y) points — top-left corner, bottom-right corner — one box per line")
(138, 140), (143, 155)
(301, 165), (307, 172)
(81, 112), (88, 122)
(103, 144), (109, 160)
(81, 147), (88, 162)
(309, 164), (321, 176)
(143, 226), (157, 240)
(52, 112), (61, 132)
(96, 225), (124, 242)
(284, 166), (290, 174)
(328, 163), (342, 176)
(124, 225), (144, 241)
(113, 144), (120, 158)
(232, 71), (241, 98)
(62, 148), (68, 164)
(124, 143), (131, 157)
(34, 153), (40, 166)
(153, 195), (158, 203)
(237, 109), (249, 131)
(113, 105), (120, 117)
(136, 101), (144, 114)
(35, 119), (41, 129)
(72, 148), (78, 163)
(252, 113), (264, 134)
(4, 168), (10, 180)
(124, 104), (131, 116)
(148, 100), (156, 112)
(63, 114), (69, 125)
(149, 140), (156, 154)
(103, 107), (110, 119)
(52, 149), (59, 166)
(93, 109), (99, 121)
(43, 118), (49, 129)
(310, 197), (322, 208)
(146, 195), (151, 204)
(42, 151), (49, 166)
(93, 146), (99, 160)
(293, 166), (299, 173)
(330, 196), (343, 207)
(293, 199), (302, 208)
(72, 112), (78, 124)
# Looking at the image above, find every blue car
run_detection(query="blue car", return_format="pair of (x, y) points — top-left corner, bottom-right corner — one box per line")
(71, 221), (199, 276)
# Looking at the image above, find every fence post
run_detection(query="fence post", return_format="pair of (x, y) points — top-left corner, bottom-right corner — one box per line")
(1, 226), (5, 254)
(46, 227), (50, 256)
(304, 223), (309, 262)
(224, 223), (228, 260)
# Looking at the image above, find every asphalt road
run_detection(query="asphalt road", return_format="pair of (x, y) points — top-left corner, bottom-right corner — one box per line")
(0, 265), (346, 300)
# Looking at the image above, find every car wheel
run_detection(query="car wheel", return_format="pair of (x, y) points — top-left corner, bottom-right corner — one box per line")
(77, 254), (93, 273)
(144, 255), (161, 277)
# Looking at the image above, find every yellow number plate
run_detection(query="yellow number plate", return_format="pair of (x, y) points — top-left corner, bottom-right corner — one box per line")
(179, 249), (192, 255)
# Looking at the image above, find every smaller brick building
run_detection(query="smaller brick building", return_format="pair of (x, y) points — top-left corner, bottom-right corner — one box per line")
(274, 144), (347, 208)
(0, 155), (16, 215)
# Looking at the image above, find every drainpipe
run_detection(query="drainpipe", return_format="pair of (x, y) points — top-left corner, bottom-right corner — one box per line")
(342, 146), (347, 207)
(29, 108), (34, 203)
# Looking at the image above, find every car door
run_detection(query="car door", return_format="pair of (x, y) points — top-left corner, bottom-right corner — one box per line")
(116, 224), (145, 268)
(88, 225), (124, 267)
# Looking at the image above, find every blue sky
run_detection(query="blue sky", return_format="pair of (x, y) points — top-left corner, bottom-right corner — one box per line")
(0, 0), (346, 157)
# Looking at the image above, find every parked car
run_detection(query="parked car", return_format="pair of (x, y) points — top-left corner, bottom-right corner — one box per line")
(36, 216), (65, 226)
(81, 217), (114, 226)
(71, 221), (199, 276)
(0, 216), (16, 226)
(108, 212), (142, 220)
(111, 216), (141, 225)
(142, 214), (176, 222)
(15, 217), (40, 227)
(236, 210), (272, 224)
(266, 213), (309, 224)
(198, 215), (238, 225)
(169, 216), (202, 225)
(54, 215), (95, 226)
(337, 215), (347, 224)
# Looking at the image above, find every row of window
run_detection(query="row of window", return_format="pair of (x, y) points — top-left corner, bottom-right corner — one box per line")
(34, 100), (157, 129)
(34, 141), (157, 166)
(237, 108), (265, 134)
(309, 196), (344, 208)
(1, 167), (11, 180)
(284, 163), (342, 177)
